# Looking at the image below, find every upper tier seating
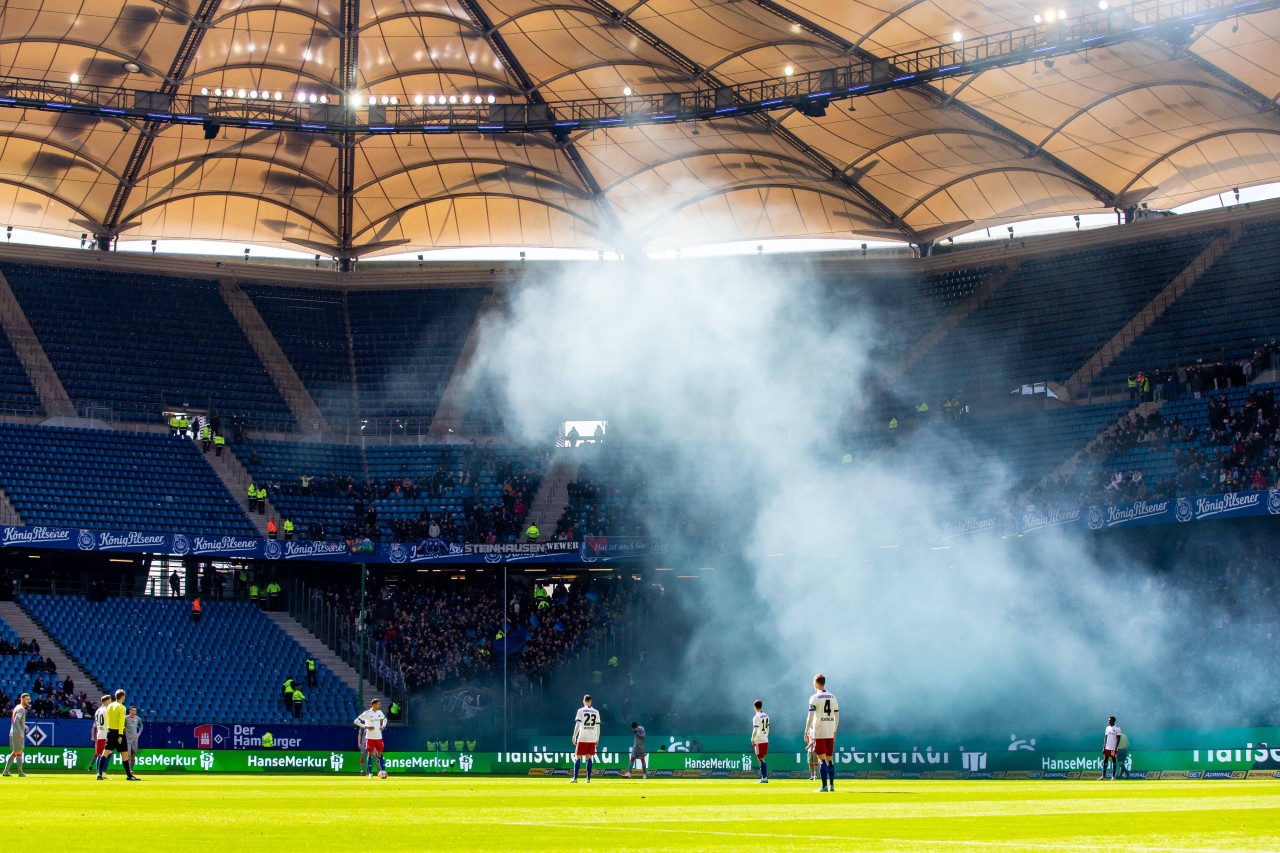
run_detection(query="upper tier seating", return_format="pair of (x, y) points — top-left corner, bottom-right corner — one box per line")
(242, 284), (356, 424)
(0, 424), (256, 535)
(0, 263), (292, 428)
(347, 288), (488, 420)
(19, 594), (358, 724)
(1095, 220), (1280, 389)
(910, 232), (1219, 399)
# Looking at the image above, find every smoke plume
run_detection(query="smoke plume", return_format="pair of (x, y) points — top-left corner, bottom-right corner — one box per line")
(468, 255), (1277, 734)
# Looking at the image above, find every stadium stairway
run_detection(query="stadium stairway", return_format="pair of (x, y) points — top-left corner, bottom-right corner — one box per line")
(219, 280), (332, 434)
(527, 450), (578, 541)
(1021, 399), (1162, 501)
(428, 289), (499, 436)
(204, 443), (276, 537)
(0, 600), (104, 697)
(264, 612), (382, 708)
(0, 485), (21, 524)
(871, 261), (1021, 405)
(0, 268), (75, 417)
(1064, 227), (1239, 399)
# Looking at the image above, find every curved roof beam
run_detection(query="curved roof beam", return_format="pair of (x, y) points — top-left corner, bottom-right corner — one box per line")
(692, 38), (835, 83)
(358, 68), (518, 94)
(600, 148), (829, 192)
(126, 190), (339, 240)
(209, 6), (341, 35)
(184, 63), (337, 90)
(355, 9), (481, 33)
(136, 152), (338, 194)
(527, 60), (690, 95)
(352, 157), (587, 196)
(631, 181), (886, 242)
(1115, 127), (1280, 197)
(1033, 80), (1264, 152)
(899, 166), (1098, 221)
(488, 4), (614, 33)
(0, 177), (102, 226)
(851, 0), (934, 52)
(351, 191), (603, 243)
(842, 128), (1028, 175)
(0, 38), (171, 83)
(0, 132), (126, 183)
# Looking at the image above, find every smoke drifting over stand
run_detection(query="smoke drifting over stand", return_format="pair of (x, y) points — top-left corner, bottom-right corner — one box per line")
(468, 257), (1278, 734)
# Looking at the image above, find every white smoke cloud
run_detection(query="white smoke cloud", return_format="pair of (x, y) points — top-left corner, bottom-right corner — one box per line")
(468, 256), (1275, 733)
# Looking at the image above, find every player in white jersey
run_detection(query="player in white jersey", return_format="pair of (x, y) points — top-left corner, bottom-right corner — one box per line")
(750, 700), (770, 783)
(569, 694), (600, 783)
(91, 695), (111, 774)
(1100, 716), (1122, 780)
(2, 693), (30, 777)
(804, 674), (839, 793)
(354, 699), (388, 779)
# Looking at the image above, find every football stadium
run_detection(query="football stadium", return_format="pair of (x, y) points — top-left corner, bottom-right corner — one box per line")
(1, 0), (1280, 848)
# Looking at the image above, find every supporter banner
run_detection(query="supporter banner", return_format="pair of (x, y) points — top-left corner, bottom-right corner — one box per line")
(17, 746), (1280, 777)
(945, 488), (1280, 542)
(0, 490), (1273, 562)
(0, 525), (661, 565)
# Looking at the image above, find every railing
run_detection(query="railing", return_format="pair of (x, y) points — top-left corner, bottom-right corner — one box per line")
(291, 580), (408, 719)
(1, 0), (1274, 135)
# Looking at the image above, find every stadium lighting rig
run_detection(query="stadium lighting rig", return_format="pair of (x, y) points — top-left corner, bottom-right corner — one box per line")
(0, 0), (1274, 136)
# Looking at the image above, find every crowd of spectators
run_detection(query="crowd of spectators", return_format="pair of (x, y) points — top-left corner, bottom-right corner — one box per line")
(1121, 339), (1280, 403)
(553, 476), (646, 541)
(1031, 386), (1279, 507)
(311, 576), (632, 692)
(255, 446), (543, 545)
(1, 639), (97, 720)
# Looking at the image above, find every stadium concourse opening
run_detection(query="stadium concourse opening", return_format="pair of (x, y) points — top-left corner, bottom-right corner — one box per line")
(559, 421), (607, 448)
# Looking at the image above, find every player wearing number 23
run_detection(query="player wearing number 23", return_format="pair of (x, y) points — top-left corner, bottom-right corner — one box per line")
(570, 694), (600, 784)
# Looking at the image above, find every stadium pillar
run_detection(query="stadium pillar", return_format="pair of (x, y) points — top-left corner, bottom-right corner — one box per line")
(358, 562), (366, 711)
(503, 564), (508, 754)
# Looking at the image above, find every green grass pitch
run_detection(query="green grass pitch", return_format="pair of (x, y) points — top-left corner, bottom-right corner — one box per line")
(4, 776), (1279, 851)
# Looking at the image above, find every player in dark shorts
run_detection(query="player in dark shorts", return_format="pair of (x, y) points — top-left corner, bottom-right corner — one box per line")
(624, 722), (647, 778)
(100, 689), (140, 781)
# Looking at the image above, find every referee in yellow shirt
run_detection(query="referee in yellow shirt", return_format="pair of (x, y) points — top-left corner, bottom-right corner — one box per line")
(98, 689), (140, 781)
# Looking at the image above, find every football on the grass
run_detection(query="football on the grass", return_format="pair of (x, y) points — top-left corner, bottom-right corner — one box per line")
(378, 770), (388, 779)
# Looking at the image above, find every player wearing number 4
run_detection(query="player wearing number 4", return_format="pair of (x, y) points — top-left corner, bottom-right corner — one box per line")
(751, 699), (770, 783)
(355, 699), (388, 779)
(805, 674), (839, 793)
(570, 694), (600, 783)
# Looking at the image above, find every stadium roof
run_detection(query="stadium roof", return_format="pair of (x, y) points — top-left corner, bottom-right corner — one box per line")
(2, 0), (1280, 258)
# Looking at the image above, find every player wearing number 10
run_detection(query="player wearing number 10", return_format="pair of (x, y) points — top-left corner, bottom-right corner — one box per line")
(805, 674), (839, 793)
(570, 694), (600, 784)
